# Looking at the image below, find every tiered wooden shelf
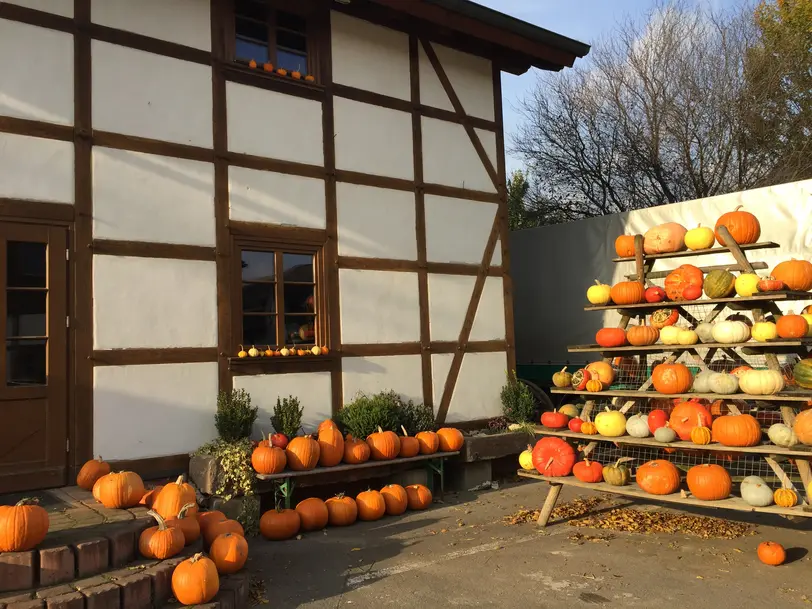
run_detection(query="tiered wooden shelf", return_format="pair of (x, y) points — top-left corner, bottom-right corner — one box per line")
(525, 228), (812, 526)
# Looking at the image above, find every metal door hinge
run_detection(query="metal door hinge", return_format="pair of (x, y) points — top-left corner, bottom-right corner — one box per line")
(66, 438), (70, 452)
(66, 316), (70, 328)
(66, 248), (70, 260)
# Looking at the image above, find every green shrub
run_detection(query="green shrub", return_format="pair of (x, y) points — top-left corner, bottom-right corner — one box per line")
(271, 396), (303, 437)
(335, 390), (401, 439)
(397, 398), (436, 435)
(215, 389), (258, 441)
(500, 371), (536, 424)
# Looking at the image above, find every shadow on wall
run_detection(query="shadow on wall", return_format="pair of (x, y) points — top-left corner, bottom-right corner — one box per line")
(509, 180), (812, 364)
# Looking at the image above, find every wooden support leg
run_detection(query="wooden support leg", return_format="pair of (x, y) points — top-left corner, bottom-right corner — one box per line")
(537, 482), (562, 527)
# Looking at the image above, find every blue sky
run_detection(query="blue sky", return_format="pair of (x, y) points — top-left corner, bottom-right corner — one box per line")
(474, 0), (742, 173)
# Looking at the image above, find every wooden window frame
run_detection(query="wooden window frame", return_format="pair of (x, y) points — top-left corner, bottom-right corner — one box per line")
(226, 0), (324, 81)
(232, 234), (328, 355)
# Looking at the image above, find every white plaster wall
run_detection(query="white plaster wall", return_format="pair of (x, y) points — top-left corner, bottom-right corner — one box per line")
(419, 44), (494, 120)
(427, 274), (474, 342)
(432, 351), (505, 423)
(92, 41), (213, 148)
(229, 166), (326, 229)
(234, 372), (332, 437)
(336, 183), (417, 260)
(0, 20), (73, 125)
(425, 195), (496, 264)
(94, 362), (218, 460)
(334, 98), (413, 180)
(331, 12), (411, 101)
(5, 0), (73, 17)
(93, 147), (215, 245)
(342, 355), (423, 405)
(339, 270), (420, 343)
(475, 128), (498, 170)
(0, 133), (74, 203)
(422, 118), (495, 193)
(91, 0), (211, 51)
(470, 277), (506, 341)
(227, 83), (323, 166)
(492, 240), (502, 267)
(93, 256), (217, 350)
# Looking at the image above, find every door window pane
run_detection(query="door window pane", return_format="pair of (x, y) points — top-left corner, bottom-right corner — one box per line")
(285, 315), (316, 345)
(242, 283), (275, 314)
(6, 339), (47, 386)
(282, 253), (313, 282)
(243, 315), (276, 347)
(7, 242), (46, 288)
(283, 283), (314, 314)
(241, 251), (276, 281)
(277, 49), (307, 73)
(7, 291), (46, 337)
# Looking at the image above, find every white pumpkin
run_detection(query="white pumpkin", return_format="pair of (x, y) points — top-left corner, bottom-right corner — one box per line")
(654, 426), (677, 443)
(740, 476), (774, 507)
(767, 423), (798, 447)
(595, 408), (627, 437)
(708, 372), (739, 395)
(625, 413), (650, 438)
(660, 326), (681, 345)
(711, 320), (751, 344)
(738, 369), (785, 396)
(691, 370), (716, 393)
(677, 329), (699, 345)
(695, 322), (715, 343)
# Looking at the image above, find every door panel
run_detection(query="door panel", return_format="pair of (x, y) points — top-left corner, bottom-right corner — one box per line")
(0, 223), (68, 492)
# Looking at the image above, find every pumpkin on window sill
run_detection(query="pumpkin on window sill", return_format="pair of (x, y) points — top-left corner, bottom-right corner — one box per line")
(263, 62), (274, 72)
(291, 70), (302, 80)
(276, 68), (288, 77)
(305, 75), (315, 83)
(248, 59), (257, 69)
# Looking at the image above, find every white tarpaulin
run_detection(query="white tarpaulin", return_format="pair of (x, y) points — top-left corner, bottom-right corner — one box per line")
(510, 180), (812, 364)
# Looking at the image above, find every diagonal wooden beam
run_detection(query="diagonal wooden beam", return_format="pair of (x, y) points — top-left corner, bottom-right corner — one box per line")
(435, 213), (501, 425)
(420, 39), (500, 191)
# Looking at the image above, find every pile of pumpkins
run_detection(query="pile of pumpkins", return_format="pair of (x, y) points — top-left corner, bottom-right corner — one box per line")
(251, 420), (464, 475)
(259, 483), (434, 541)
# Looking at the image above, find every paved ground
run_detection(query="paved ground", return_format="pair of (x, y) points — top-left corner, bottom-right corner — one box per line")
(248, 479), (812, 608)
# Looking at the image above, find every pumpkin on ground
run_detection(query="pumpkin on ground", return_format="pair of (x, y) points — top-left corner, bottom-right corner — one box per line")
(171, 553), (219, 606)
(398, 427), (420, 458)
(768, 423), (798, 447)
(196, 510), (226, 537)
(587, 280), (612, 305)
(614, 235), (636, 257)
(734, 273), (760, 297)
(712, 414), (762, 447)
(166, 503), (201, 546)
(636, 460), (681, 495)
(643, 222), (687, 254)
(714, 206), (761, 245)
(318, 424), (345, 467)
(609, 281), (645, 305)
(757, 541), (786, 566)
(552, 367), (573, 388)
(139, 511), (185, 560)
(326, 495), (358, 526)
(210, 532), (248, 574)
(585, 361), (615, 385)
(652, 361), (693, 394)
(286, 436), (321, 471)
(531, 438), (577, 477)
(596, 328), (627, 348)
(203, 519), (244, 548)
(295, 498), (329, 531)
(776, 312), (809, 339)
(774, 488), (798, 508)
(139, 485), (163, 508)
(627, 322), (659, 346)
(405, 484), (433, 510)
(686, 464), (731, 500)
(740, 476), (774, 507)
(572, 459), (603, 483)
(794, 359), (812, 389)
(751, 321), (778, 342)
(252, 438), (287, 475)
(95, 471), (146, 509)
(664, 265), (704, 301)
(738, 369), (785, 396)
(651, 308), (679, 329)
(366, 426), (402, 461)
(344, 435), (371, 464)
(541, 411), (569, 429)
(260, 508), (301, 540)
(595, 408), (626, 437)
(669, 401), (712, 441)
(437, 428), (465, 452)
(152, 475), (198, 521)
(76, 457), (111, 491)
(684, 225), (715, 250)
(356, 490), (386, 521)
(602, 458), (632, 486)
(703, 270), (736, 299)
(772, 259), (812, 292)
(380, 484), (409, 516)
(0, 499), (49, 552)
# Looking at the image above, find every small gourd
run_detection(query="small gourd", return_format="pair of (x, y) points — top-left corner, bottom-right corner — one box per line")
(602, 458), (633, 487)
(552, 367), (572, 388)
(751, 321), (778, 342)
(585, 377), (604, 392)
(518, 445), (534, 471)
(580, 421), (598, 435)
(677, 328), (699, 345)
(708, 372), (739, 395)
(690, 415), (712, 445)
(695, 322), (715, 343)
(248, 345), (259, 358)
(735, 273), (760, 297)
(279, 347), (290, 357)
(595, 408), (626, 437)
(625, 413), (650, 438)
(774, 487), (798, 508)
(740, 476), (774, 507)
(660, 326), (681, 345)
(691, 370), (715, 393)
(237, 345), (248, 358)
(311, 346), (321, 355)
(767, 423), (798, 448)
(654, 425), (677, 443)
(586, 280), (612, 305)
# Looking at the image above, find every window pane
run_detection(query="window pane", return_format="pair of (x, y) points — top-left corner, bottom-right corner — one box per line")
(277, 49), (307, 73)
(243, 315), (276, 347)
(236, 38), (269, 63)
(282, 253), (313, 282)
(242, 251), (275, 281)
(235, 0), (267, 21)
(7, 242), (46, 288)
(7, 290), (46, 337)
(285, 315), (316, 345)
(6, 339), (46, 386)
(277, 11), (306, 33)
(283, 283), (314, 314)
(243, 283), (275, 314)
(277, 29), (307, 53)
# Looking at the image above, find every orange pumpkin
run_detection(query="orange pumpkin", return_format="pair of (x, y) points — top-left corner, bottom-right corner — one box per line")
(643, 223), (687, 254)
(286, 436), (320, 471)
(669, 401), (712, 441)
(757, 541), (786, 566)
(251, 437), (287, 475)
(295, 497), (329, 532)
(585, 361), (615, 385)
(416, 431), (439, 455)
(95, 471), (146, 509)
(203, 519), (244, 548)
(380, 484), (408, 516)
(209, 532), (248, 574)
(139, 485), (164, 508)
(0, 499), (49, 552)
(595, 328), (628, 348)
(405, 484), (433, 510)
(609, 281), (645, 305)
(152, 475), (198, 521)
(686, 464), (731, 500)
(614, 235), (636, 257)
(793, 409), (812, 445)
(664, 264), (704, 301)
(626, 322), (659, 346)
(317, 424), (344, 467)
(650, 308), (679, 329)
(356, 490), (386, 521)
(171, 553), (219, 606)
(343, 435), (371, 464)
(772, 259), (812, 292)
(196, 510), (226, 535)
(398, 427), (420, 458)
(76, 456), (111, 491)
(166, 503), (201, 546)
(776, 312), (809, 339)
(714, 205), (761, 246)
(325, 495), (357, 526)
(138, 511), (185, 560)
(318, 419), (338, 433)
(651, 361), (693, 394)
(437, 428), (464, 452)
(366, 427), (400, 460)
(635, 460), (681, 495)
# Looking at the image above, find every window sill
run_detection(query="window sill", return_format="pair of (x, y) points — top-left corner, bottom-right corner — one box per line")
(222, 61), (325, 101)
(228, 353), (337, 375)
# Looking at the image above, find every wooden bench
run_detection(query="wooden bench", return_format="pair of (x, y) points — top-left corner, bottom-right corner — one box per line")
(256, 451), (459, 508)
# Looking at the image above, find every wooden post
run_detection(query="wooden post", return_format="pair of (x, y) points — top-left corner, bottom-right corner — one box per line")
(537, 482), (563, 527)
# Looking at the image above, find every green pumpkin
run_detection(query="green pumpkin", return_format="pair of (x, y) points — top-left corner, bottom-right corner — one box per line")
(602, 458), (632, 486)
(794, 358), (812, 389)
(704, 270), (736, 299)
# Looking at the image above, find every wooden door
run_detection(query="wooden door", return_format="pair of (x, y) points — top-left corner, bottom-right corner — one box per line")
(0, 223), (68, 492)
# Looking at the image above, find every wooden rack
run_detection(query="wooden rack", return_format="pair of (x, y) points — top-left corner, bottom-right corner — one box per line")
(527, 228), (812, 526)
